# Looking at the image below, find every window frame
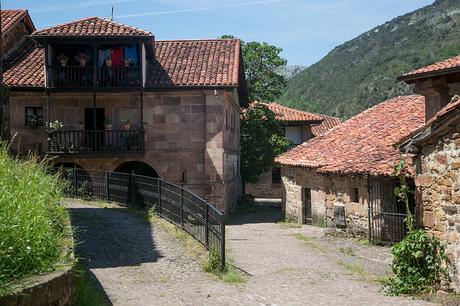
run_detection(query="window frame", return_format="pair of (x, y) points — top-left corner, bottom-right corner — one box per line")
(25, 106), (44, 127)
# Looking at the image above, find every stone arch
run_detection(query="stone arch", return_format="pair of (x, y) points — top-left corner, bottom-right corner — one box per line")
(114, 160), (159, 178)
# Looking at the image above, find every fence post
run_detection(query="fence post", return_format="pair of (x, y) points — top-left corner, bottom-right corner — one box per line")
(158, 179), (162, 215)
(180, 183), (184, 229)
(73, 166), (77, 197)
(220, 213), (225, 270)
(131, 171), (136, 208)
(105, 171), (110, 201)
(204, 200), (209, 248)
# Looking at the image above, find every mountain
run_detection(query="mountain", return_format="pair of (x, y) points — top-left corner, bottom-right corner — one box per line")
(279, 0), (460, 119)
(277, 65), (306, 79)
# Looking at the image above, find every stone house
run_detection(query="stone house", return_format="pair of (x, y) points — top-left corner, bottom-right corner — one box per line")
(399, 55), (460, 291)
(3, 13), (247, 212)
(245, 102), (340, 198)
(276, 96), (425, 242)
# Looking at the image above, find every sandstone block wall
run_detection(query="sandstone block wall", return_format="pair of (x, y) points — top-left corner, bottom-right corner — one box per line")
(246, 168), (282, 198)
(414, 125), (460, 291)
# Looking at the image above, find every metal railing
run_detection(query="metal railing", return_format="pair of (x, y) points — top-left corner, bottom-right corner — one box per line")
(58, 167), (225, 268)
(48, 130), (144, 155)
(47, 65), (141, 88)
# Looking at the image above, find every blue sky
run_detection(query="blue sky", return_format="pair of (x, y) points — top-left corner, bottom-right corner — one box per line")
(6, 0), (433, 66)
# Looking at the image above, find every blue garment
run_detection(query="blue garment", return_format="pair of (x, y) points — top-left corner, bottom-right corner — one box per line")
(98, 49), (111, 66)
(124, 45), (138, 65)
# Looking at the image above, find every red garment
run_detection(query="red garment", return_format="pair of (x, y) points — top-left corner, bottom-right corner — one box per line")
(111, 48), (123, 67)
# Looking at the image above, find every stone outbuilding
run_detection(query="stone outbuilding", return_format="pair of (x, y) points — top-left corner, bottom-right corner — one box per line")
(276, 96), (425, 242)
(399, 54), (460, 291)
(245, 102), (340, 198)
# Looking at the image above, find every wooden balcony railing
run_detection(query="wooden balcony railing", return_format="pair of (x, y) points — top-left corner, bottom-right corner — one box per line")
(48, 130), (144, 155)
(47, 66), (141, 88)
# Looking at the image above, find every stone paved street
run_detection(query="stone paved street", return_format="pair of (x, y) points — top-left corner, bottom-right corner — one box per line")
(68, 199), (436, 306)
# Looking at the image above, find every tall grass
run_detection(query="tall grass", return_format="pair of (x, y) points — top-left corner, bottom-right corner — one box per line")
(0, 145), (70, 295)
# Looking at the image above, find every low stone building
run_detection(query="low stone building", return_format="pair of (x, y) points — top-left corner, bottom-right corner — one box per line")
(245, 102), (340, 198)
(276, 96), (425, 242)
(3, 13), (247, 212)
(399, 55), (460, 291)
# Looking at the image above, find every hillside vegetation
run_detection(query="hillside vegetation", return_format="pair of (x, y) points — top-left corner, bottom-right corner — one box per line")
(280, 0), (460, 119)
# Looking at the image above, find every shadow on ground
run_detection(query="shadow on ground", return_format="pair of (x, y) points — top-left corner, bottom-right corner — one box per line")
(69, 207), (163, 269)
(229, 199), (284, 225)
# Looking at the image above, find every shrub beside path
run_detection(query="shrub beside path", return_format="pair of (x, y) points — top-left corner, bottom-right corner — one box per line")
(68, 199), (436, 305)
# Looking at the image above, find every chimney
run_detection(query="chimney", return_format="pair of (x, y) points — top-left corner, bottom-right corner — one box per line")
(413, 78), (451, 122)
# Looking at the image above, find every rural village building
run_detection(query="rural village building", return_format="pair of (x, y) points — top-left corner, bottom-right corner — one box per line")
(399, 55), (460, 291)
(2, 10), (248, 212)
(246, 102), (340, 198)
(276, 95), (425, 242)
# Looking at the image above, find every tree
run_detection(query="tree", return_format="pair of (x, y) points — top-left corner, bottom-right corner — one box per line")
(240, 103), (291, 190)
(220, 35), (287, 102)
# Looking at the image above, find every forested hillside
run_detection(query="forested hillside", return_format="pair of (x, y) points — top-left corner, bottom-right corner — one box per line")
(280, 0), (460, 119)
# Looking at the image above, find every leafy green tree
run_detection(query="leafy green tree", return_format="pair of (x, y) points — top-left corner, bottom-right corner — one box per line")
(240, 103), (291, 190)
(221, 35), (287, 102)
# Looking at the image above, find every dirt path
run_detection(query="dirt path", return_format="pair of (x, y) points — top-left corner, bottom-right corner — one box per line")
(68, 199), (436, 306)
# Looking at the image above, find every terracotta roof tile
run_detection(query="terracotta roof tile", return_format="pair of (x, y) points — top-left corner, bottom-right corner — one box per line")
(276, 95), (425, 176)
(32, 16), (151, 37)
(4, 39), (44, 87)
(2, 10), (28, 34)
(401, 54), (460, 80)
(147, 39), (241, 87)
(4, 38), (241, 88)
(311, 115), (341, 136)
(252, 102), (323, 122)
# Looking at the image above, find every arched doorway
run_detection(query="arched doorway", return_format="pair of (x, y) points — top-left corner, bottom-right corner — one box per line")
(53, 163), (93, 197)
(114, 161), (158, 178)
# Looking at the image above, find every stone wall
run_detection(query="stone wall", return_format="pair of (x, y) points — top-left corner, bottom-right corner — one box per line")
(246, 168), (282, 198)
(414, 124), (460, 291)
(0, 266), (74, 306)
(9, 89), (241, 212)
(281, 165), (369, 236)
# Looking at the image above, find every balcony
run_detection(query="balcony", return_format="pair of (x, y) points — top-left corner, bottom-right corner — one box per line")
(48, 130), (144, 155)
(47, 66), (141, 89)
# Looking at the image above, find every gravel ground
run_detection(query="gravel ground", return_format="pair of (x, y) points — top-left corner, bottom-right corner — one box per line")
(67, 199), (437, 306)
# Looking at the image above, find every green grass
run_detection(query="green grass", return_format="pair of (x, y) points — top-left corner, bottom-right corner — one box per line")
(74, 261), (110, 306)
(292, 233), (328, 253)
(278, 220), (301, 228)
(312, 214), (326, 228)
(0, 145), (72, 296)
(202, 248), (245, 284)
(336, 260), (390, 285)
(339, 247), (355, 256)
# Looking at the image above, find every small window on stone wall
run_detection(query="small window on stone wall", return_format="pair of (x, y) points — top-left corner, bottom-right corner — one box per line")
(25, 107), (44, 127)
(272, 167), (281, 184)
(350, 187), (359, 203)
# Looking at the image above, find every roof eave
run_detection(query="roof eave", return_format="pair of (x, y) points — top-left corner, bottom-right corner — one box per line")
(398, 66), (460, 83)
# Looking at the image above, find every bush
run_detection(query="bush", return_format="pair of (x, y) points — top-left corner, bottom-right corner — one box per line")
(385, 229), (450, 295)
(0, 145), (70, 295)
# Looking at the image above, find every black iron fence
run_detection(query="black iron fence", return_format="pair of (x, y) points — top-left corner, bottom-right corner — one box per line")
(48, 130), (144, 155)
(59, 167), (225, 268)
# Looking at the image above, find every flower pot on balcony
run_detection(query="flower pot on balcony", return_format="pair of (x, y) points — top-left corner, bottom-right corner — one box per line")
(122, 123), (131, 130)
(105, 124), (113, 131)
(124, 59), (131, 67)
(59, 59), (68, 67)
(105, 59), (112, 67)
(78, 59), (87, 67)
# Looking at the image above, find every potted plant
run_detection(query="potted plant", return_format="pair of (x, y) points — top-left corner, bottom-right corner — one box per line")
(46, 120), (64, 131)
(123, 58), (131, 67)
(57, 53), (68, 67)
(105, 117), (113, 130)
(121, 119), (130, 130)
(75, 52), (87, 67)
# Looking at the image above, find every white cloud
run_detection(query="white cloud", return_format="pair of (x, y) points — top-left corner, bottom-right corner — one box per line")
(29, 0), (141, 14)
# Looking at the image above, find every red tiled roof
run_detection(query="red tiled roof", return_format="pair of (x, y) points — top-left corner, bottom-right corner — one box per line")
(400, 55), (460, 81)
(32, 16), (151, 37)
(252, 102), (323, 122)
(311, 115), (341, 136)
(4, 38), (242, 88)
(147, 39), (241, 87)
(4, 39), (44, 87)
(2, 10), (29, 34)
(276, 95), (425, 176)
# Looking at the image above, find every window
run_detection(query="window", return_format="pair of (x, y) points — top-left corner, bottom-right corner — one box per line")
(350, 187), (359, 203)
(272, 167), (281, 184)
(25, 107), (44, 127)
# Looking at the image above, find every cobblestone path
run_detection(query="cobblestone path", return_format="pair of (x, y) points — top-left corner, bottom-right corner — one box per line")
(68, 200), (436, 306)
